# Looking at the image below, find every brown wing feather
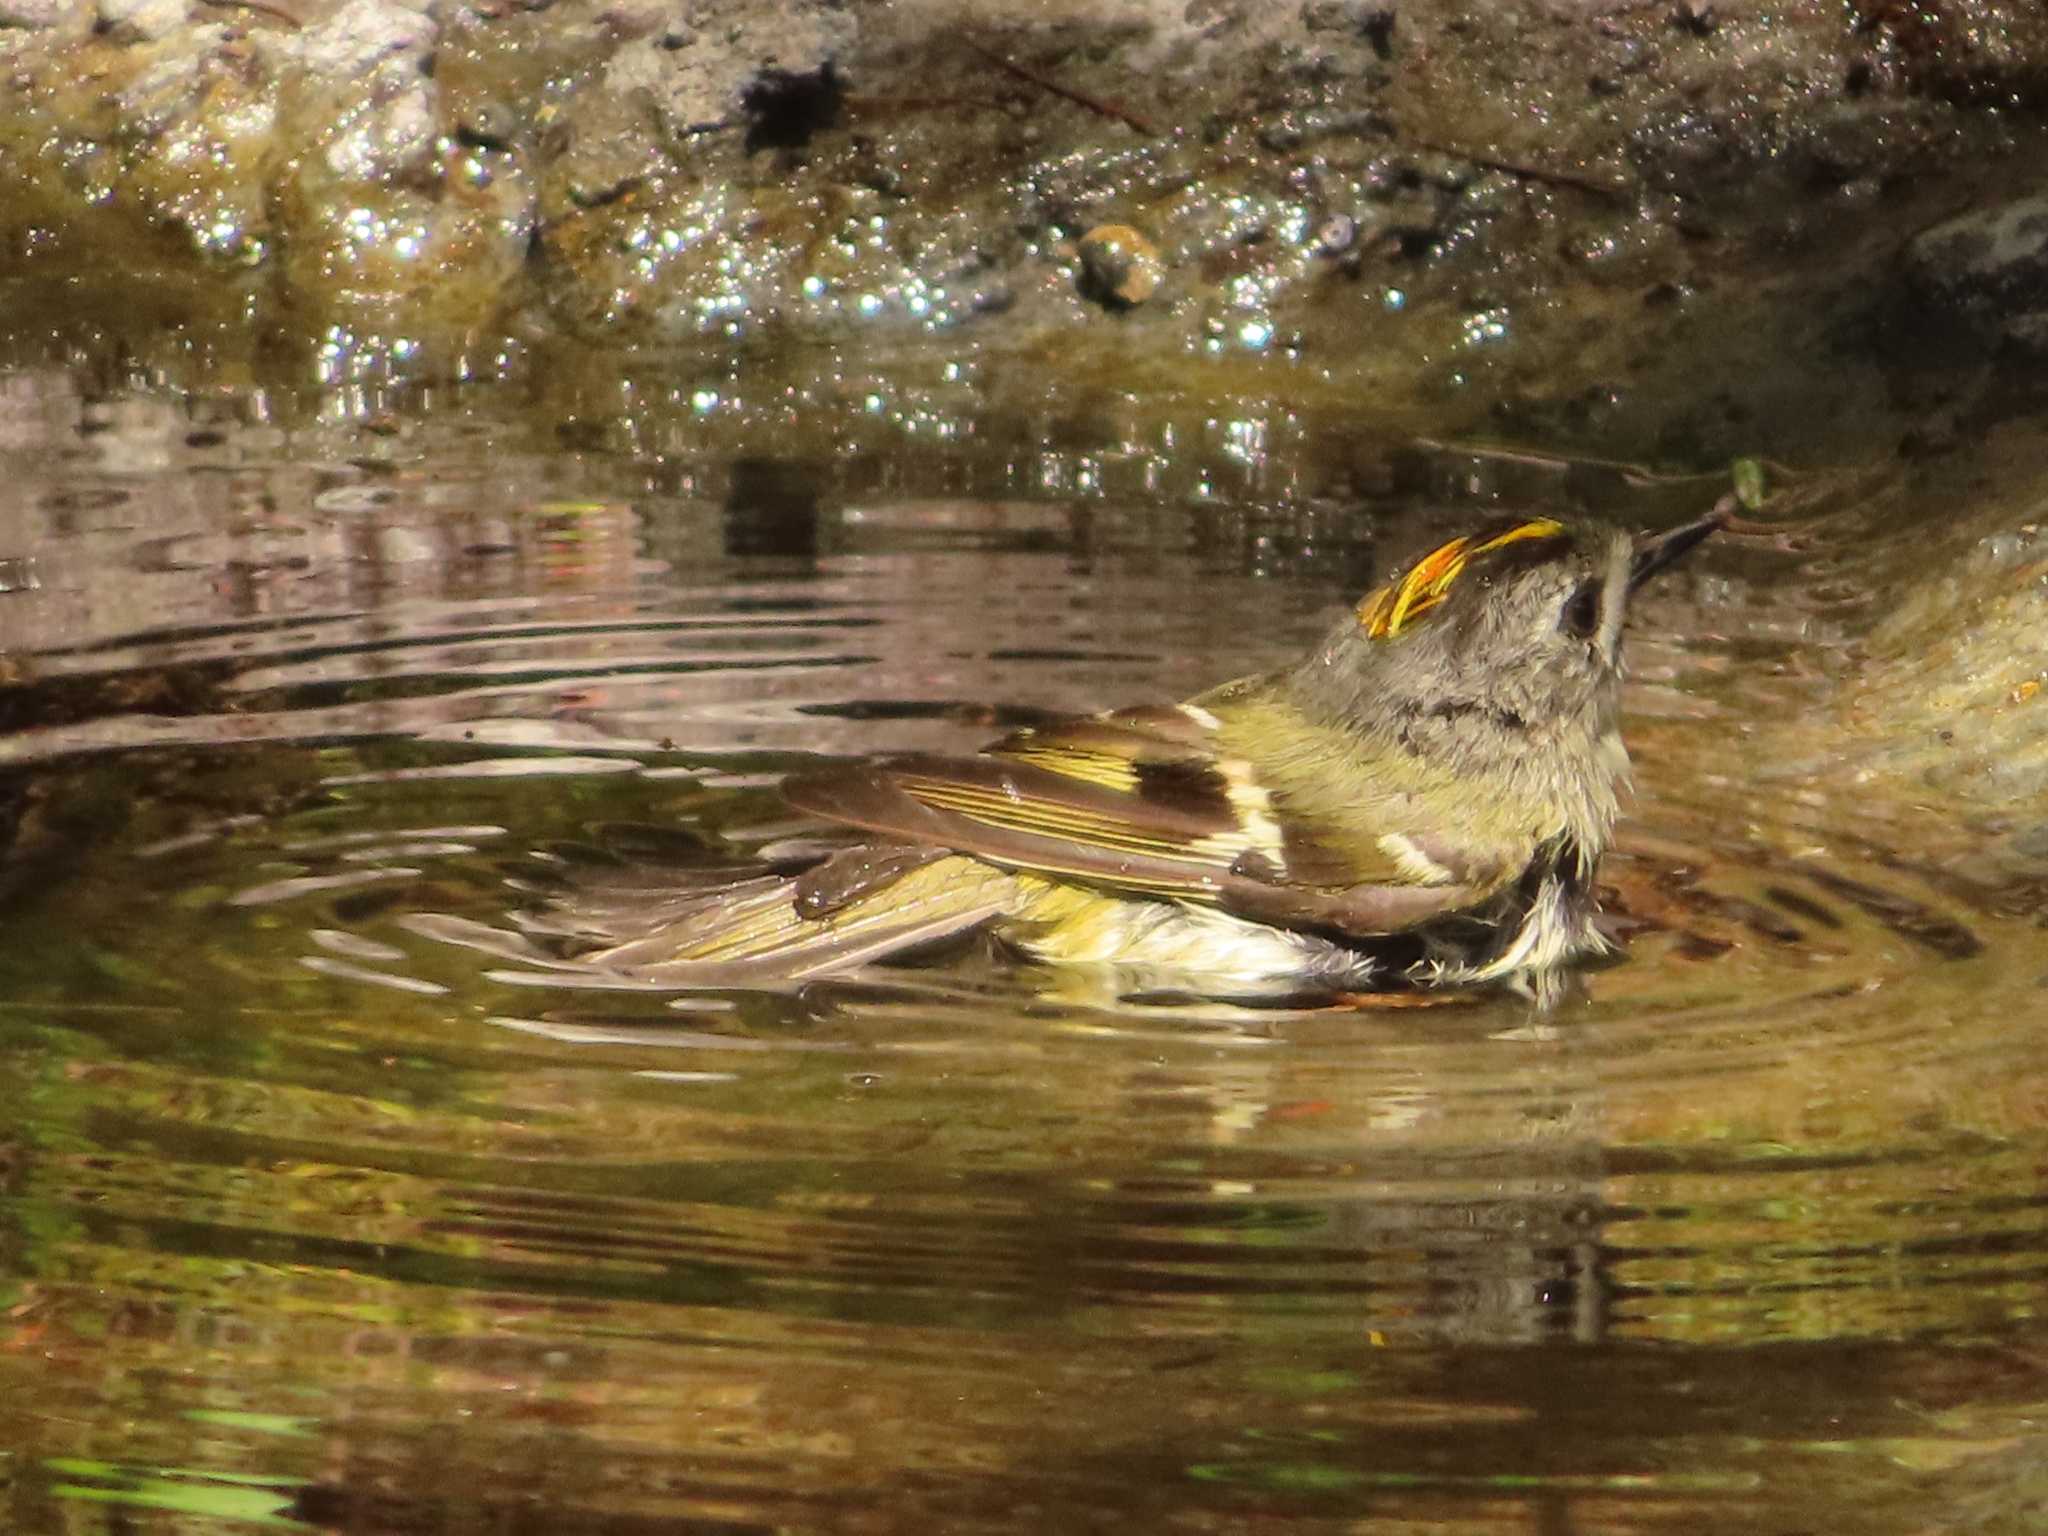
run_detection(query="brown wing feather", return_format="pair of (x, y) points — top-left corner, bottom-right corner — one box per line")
(782, 756), (1245, 895)
(782, 743), (1487, 939)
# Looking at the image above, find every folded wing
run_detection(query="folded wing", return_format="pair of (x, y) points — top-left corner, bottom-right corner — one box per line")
(782, 704), (1492, 938)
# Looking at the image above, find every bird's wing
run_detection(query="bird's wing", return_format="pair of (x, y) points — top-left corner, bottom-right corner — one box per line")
(781, 703), (1494, 938)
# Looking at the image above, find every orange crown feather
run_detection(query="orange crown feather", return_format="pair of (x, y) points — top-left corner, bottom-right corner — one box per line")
(1355, 518), (1565, 638)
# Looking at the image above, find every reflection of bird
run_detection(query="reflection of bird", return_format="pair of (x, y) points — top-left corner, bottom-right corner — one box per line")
(568, 507), (1725, 1002)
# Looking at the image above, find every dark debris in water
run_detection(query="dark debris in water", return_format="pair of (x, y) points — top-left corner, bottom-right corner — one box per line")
(0, 661), (240, 738)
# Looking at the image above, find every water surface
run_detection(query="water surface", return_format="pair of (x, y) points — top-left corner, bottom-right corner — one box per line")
(0, 363), (2043, 1534)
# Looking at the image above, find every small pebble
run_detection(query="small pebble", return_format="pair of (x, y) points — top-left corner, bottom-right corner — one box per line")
(1076, 224), (1162, 309)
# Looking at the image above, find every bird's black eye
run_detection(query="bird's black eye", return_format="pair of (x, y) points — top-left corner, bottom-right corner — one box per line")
(1562, 580), (1602, 640)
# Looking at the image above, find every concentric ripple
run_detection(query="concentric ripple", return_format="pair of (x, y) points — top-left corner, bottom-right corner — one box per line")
(0, 380), (2042, 1535)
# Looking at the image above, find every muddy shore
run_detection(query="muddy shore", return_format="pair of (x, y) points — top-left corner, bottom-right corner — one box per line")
(0, 0), (2039, 413)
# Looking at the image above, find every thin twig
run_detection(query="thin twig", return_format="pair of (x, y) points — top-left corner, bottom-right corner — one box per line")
(1407, 436), (1730, 487)
(1406, 137), (1632, 203)
(961, 36), (1159, 138)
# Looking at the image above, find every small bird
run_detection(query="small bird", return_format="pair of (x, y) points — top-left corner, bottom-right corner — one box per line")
(560, 504), (1725, 1003)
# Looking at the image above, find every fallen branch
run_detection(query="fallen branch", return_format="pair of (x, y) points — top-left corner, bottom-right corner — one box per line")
(961, 37), (1159, 138)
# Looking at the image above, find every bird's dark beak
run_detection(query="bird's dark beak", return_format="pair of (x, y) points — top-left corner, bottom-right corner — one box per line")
(1629, 500), (1729, 594)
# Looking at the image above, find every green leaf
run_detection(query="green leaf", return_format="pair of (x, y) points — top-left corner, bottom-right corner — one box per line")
(1732, 456), (1767, 512)
(51, 1476), (306, 1528)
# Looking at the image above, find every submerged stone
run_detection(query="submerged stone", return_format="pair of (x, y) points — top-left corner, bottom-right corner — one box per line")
(1903, 193), (2048, 356)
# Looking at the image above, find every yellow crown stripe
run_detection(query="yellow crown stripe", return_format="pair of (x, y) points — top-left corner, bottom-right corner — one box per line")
(1385, 536), (1469, 633)
(1354, 586), (1397, 636)
(1358, 517), (1568, 639)
(1471, 517), (1565, 555)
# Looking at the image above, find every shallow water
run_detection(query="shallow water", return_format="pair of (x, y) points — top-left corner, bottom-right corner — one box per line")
(0, 362), (2044, 1535)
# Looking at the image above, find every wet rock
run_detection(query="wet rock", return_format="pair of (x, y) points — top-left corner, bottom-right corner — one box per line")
(96, 0), (187, 42)
(536, 88), (661, 217)
(320, 74), (438, 181)
(2003, 310), (2048, 360)
(66, 26), (275, 259)
(114, 37), (217, 132)
(271, 0), (435, 77)
(0, 0), (2039, 410)
(0, 0), (87, 29)
(590, 0), (665, 40)
(1300, 0), (1392, 34)
(600, 0), (856, 142)
(601, 41), (719, 136)
(1794, 103), (1891, 188)
(1458, 170), (1519, 216)
(1902, 193), (2048, 356)
(1296, 2), (1395, 63)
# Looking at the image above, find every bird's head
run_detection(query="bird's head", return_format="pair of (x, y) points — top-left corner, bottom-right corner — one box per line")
(1290, 509), (1722, 769)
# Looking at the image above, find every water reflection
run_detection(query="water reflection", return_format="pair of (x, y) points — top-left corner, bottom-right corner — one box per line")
(0, 363), (2044, 1534)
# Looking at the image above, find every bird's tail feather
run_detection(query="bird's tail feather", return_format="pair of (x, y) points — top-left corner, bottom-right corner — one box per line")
(567, 854), (1029, 982)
